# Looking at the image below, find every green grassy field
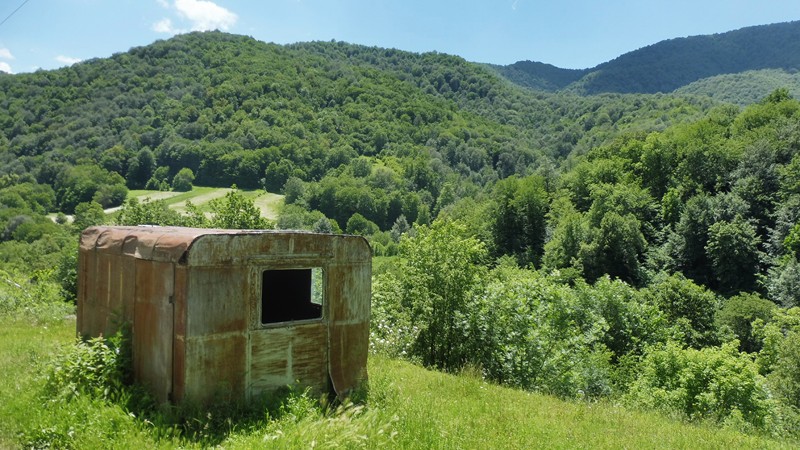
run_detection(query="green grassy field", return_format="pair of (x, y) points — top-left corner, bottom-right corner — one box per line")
(0, 317), (793, 449)
(124, 186), (284, 219)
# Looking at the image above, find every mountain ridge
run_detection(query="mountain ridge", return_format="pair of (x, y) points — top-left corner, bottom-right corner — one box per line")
(494, 20), (800, 97)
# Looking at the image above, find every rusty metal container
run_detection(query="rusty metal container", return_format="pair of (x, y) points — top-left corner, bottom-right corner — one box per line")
(77, 226), (371, 404)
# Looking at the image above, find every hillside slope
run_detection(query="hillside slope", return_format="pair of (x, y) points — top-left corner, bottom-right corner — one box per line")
(499, 21), (800, 98)
(675, 68), (800, 106)
(0, 317), (791, 448)
(0, 31), (713, 226)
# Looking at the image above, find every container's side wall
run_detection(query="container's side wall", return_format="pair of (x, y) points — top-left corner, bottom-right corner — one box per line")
(183, 267), (248, 404)
(328, 252), (371, 398)
(77, 250), (135, 338)
(133, 259), (174, 403)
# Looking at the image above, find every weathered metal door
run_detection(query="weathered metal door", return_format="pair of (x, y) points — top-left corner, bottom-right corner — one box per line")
(133, 260), (174, 403)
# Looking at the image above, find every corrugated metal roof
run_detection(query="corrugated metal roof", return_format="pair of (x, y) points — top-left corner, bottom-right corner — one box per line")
(79, 226), (352, 263)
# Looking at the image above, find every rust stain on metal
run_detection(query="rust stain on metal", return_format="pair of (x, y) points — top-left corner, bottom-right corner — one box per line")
(77, 226), (371, 404)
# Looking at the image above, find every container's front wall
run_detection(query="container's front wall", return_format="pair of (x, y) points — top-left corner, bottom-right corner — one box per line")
(248, 323), (328, 399)
(327, 249), (371, 397)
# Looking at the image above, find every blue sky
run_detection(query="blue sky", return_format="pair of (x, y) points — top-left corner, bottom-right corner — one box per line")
(1, 0), (799, 74)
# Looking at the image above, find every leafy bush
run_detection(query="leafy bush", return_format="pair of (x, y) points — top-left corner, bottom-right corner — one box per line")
(44, 332), (130, 402)
(716, 293), (777, 353)
(371, 219), (486, 370)
(209, 189), (272, 229)
(755, 308), (800, 412)
(470, 265), (611, 398)
(625, 342), (782, 434)
(766, 256), (800, 307)
(171, 168), (195, 192)
(579, 276), (672, 363)
(644, 273), (720, 348)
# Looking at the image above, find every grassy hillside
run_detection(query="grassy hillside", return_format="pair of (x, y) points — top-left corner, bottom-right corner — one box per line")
(0, 316), (793, 449)
(123, 186), (284, 220)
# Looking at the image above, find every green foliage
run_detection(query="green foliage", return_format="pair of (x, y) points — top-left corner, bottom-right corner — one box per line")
(55, 242), (78, 302)
(766, 256), (800, 307)
(490, 175), (549, 266)
(282, 176), (304, 204)
(625, 342), (781, 434)
(755, 308), (800, 410)
(471, 265), (611, 398)
(72, 201), (105, 232)
(171, 167), (195, 192)
(645, 273), (720, 348)
(54, 164), (127, 214)
(126, 149), (156, 189)
(208, 188), (272, 229)
(115, 197), (191, 227)
(376, 219), (487, 370)
(706, 217), (763, 295)
(677, 69), (800, 106)
(580, 211), (648, 284)
(581, 276), (672, 363)
(717, 293), (777, 353)
(45, 332), (130, 402)
(345, 213), (379, 236)
(0, 269), (73, 323)
(566, 22), (800, 95)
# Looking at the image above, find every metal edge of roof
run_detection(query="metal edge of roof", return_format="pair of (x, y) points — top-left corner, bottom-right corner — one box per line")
(80, 226), (372, 263)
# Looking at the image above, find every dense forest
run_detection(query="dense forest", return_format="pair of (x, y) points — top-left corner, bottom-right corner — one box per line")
(3, 27), (800, 440)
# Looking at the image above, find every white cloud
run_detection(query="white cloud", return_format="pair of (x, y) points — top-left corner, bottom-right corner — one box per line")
(55, 55), (82, 65)
(174, 0), (237, 31)
(0, 62), (12, 73)
(152, 1), (236, 36)
(0, 48), (14, 60)
(152, 18), (183, 34)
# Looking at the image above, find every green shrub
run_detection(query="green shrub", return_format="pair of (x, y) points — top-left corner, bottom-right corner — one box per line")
(625, 342), (782, 434)
(755, 308), (800, 414)
(397, 219), (487, 371)
(44, 332), (131, 402)
(716, 293), (777, 353)
(644, 273), (721, 348)
(470, 265), (612, 398)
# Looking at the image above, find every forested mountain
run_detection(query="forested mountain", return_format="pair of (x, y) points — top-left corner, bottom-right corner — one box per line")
(497, 21), (800, 99)
(0, 31), (711, 224)
(487, 60), (587, 92)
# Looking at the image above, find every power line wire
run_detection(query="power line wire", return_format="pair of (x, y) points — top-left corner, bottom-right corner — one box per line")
(0, 0), (31, 29)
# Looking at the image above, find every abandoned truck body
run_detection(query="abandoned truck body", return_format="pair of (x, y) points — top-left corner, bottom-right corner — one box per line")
(77, 226), (371, 404)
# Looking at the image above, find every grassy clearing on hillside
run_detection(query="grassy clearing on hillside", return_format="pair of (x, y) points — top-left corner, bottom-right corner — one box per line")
(123, 187), (284, 220)
(0, 317), (793, 449)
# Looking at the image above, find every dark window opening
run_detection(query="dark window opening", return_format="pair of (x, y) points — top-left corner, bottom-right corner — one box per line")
(261, 268), (322, 324)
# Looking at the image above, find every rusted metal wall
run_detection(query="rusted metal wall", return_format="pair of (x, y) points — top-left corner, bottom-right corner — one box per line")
(78, 226), (371, 405)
